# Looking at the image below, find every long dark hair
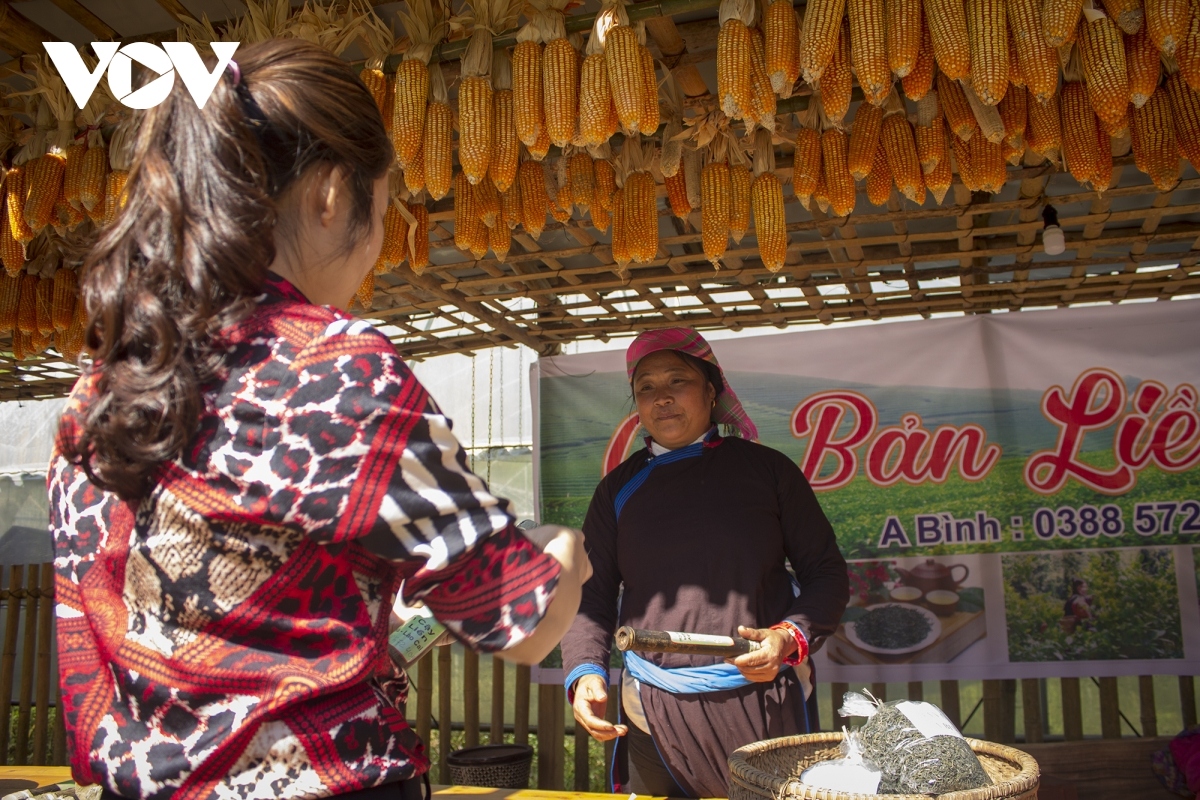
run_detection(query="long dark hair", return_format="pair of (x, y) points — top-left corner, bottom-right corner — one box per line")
(62, 39), (393, 501)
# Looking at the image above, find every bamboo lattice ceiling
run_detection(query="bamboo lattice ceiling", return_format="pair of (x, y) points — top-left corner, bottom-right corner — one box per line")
(0, 0), (1198, 402)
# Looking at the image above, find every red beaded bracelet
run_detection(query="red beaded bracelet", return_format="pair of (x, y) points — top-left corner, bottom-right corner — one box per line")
(770, 621), (809, 665)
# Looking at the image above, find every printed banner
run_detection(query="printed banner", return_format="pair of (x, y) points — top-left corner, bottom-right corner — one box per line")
(534, 301), (1200, 682)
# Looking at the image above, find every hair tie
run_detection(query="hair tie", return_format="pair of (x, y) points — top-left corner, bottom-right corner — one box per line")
(227, 59), (242, 87)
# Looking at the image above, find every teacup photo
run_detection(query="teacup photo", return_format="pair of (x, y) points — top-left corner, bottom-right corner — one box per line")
(925, 589), (960, 616)
(890, 586), (923, 603)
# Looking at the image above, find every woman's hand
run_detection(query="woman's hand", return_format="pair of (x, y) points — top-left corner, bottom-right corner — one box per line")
(571, 674), (628, 742)
(726, 625), (797, 682)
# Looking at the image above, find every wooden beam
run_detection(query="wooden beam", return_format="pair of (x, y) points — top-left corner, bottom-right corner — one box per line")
(644, 16), (709, 97)
(0, 2), (54, 56)
(43, 0), (118, 39)
(152, 0), (196, 24)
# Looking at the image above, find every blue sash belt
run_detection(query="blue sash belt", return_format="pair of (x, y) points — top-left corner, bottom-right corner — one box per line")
(622, 649), (753, 694)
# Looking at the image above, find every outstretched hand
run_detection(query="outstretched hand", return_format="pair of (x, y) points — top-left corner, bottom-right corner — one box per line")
(571, 674), (628, 742)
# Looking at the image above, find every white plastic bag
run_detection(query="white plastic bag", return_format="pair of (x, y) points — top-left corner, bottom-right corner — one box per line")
(799, 728), (883, 794)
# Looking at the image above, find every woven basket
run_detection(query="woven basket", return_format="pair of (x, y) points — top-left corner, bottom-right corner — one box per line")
(446, 744), (533, 789)
(728, 732), (1040, 800)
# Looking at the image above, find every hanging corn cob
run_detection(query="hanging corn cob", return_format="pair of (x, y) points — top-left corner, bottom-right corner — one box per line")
(0, 272), (18, 333)
(519, 157), (549, 238)
(489, 198), (512, 260)
(474, 177), (502, 229)
(665, 169), (690, 218)
(16, 272), (37, 334)
(456, 0), (522, 184)
(998, 84), (1028, 162)
(1078, 8), (1131, 131)
(359, 9), (398, 130)
(747, 28), (778, 131)
(501, 181), (523, 230)
(1165, 66), (1200, 169)
(799, 0), (847, 84)
(582, 5), (621, 146)
(939, 72), (980, 140)
(594, 153), (617, 212)
(887, 0), (923, 78)
(406, 201), (431, 273)
(530, 125), (552, 160)
(701, 133), (734, 265)
(355, 272), (375, 311)
(820, 18), (854, 123)
(1061, 78), (1102, 185)
(1126, 23), (1160, 108)
(820, 106), (856, 216)
(1178, 3), (1200, 90)
(62, 140), (86, 211)
(548, 156), (572, 221)
(1044, 0), (1084, 47)
(849, 0), (891, 104)
(514, 0), (548, 146)
(622, 137), (658, 263)
(611, 186), (630, 270)
(454, 171), (480, 251)
(56, 296), (86, 364)
(104, 121), (133, 226)
(881, 92), (925, 202)
(568, 151), (596, 211)
(640, 42), (662, 135)
(925, 0), (973, 79)
(1026, 87), (1064, 163)
(951, 132), (982, 189)
(848, 102), (886, 180)
(866, 141), (894, 205)
(394, 0), (445, 169)
(607, 4), (648, 135)
(965, 0), (1009, 104)
(541, 0), (580, 147)
(902, 19), (937, 100)
(424, 65), (453, 200)
(1092, 122), (1114, 191)
(793, 99), (824, 209)
(1148, 0), (1190, 55)
(51, 266), (76, 331)
(718, 0), (758, 121)
(730, 154), (753, 242)
(749, 128), (786, 272)
(21, 61), (75, 235)
(765, 0), (800, 95)
(1008, 26), (1026, 87)
(1131, 86), (1181, 190)
(79, 128), (107, 217)
(490, 51), (521, 193)
(914, 93), (947, 173)
(5, 167), (34, 245)
(1, 198), (24, 277)
(812, 168), (831, 213)
(1100, 0), (1142, 35)
(962, 81), (1007, 142)
(925, 136), (954, 202)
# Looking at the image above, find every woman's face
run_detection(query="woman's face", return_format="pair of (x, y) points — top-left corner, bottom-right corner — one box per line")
(633, 350), (717, 449)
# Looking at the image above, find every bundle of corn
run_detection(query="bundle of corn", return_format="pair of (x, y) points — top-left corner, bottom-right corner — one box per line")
(1148, 0), (1190, 55)
(1131, 86), (1181, 190)
(1026, 87), (1063, 163)
(1007, 0), (1062, 97)
(793, 98), (824, 209)
(491, 50), (520, 192)
(1044, 0), (1084, 47)
(880, 92), (924, 201)
(748, 28), (778, 131)
(393, 0), (446, 170)
(764, 0), (800, 95)
(886, 0), (922, 78)
(938, 72), (979, 140)
(454, 0), (523, 184)
(820, 17), (854, 123)
(621, 137), (659, 263)
(925, 0), (972, 79)
(1127, 24), (1160, 108)
(1078, 7), (1131, 133)
(606, 4), (649, 135)
(820, 102), (856, 216)
(424, 64), (453, 199)
(966, 0), (1008, 105)
(356, 5), (397, 134)
(519, 157), (550, 237)
(718, 0), (758, 122)
(514, 0), (549, 146)
(540, 0), (581, 147)
(0, 272), (17, 333)
(998, 84), (1027, 163)
(849, 0), (891, 104)
(406, 201), (431, 273)
(1061, 70), (1102, 186)
(749, 128), (786, 271)
(848, 102), (886, 180)
(581, 3), (621, 146)
(914, 92), (948, 174)
(1165, 64), (1200, 169)
(799, 0), (847, 84)
(866, 141), (893, 205)
(902, 20), (936, 100)
(1177, 4), (1200, 89)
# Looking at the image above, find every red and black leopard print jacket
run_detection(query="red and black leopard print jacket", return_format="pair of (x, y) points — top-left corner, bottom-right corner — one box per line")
(49, 274), (561, 800)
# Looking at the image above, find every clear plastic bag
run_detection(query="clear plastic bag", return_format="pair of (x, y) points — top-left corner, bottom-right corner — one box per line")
(839, 690), (992, 795)
(799, 728), (883, 794)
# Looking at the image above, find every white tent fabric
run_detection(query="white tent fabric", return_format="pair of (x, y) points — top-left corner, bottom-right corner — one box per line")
(0, 398), (67, 480)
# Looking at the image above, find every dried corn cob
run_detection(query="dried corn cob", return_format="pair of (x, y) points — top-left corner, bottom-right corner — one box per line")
(1148, 0), (1190, 55)
(926, 139), (954, 201)
(5, 168), (34, 244)
(1127, 23), (1161, 107)
(820, 18), (854, 122)
(405, 146), (427, 195)
(640, 46), (661, 133)
(79, 145), (107, 213)
(1166, 70), (1200, 169)
(887, 0), (923, 78)
(1092, 123), (1114, 190)
(63, 143), (86, 210)
(793, 126), (824, 207)
(719, 18), (755, 120)
(967, 0), (1009, 104)
(501, 182), (522, 230)
(514, 41), (545, 146)
(569, 153), (596, 210)
(460, 77), (494, 184)
(848, 102), (886, 180)
(1179, 2), (1200, 90)
(355, 273), (374, 310)
(883, 112), (924, 201)
(12, 330), (28, 361)
(926, 0), (973, 79)
(581, 54), (616, 145)
(1061, 80), (1101, 183)
(812, 168), (830, 212)
(749, 28), (778, 129)
(999, 84), (1028, 148)
(489, 203), (511, 260)
(492, 93), (520, 193)
(822, 128), (856, 216)
(1132, 86), (1181, 189)
(702, 161), (731, 264)
(392, 60), (429, 169)
(915, 115), (947, 173)
(54, 189), (84, 231)
(530, 125), (552, 160)
(902, 18), (937, 100)
(454, 171), (478, 251)
(608, 26), (647, 133)
(16, 272), (37, 334)
(939, 73), (979, 139)
(1079, 14), (1131, 130)
(474, 178), (501, 228)
(800, 0), (848, 83)
(0, 273), (17, 332)
(0, 201), (23, 277)
(951, 131), (981, 189)
(1101, 0), (1143, 35)
(51, 268), (77, 331)
(103, 170), (127, 225)
(625, 170), (658, 263)
(765, 0), (801, 93)
(730, 162), (752, 242)
(424, 102), (453, 200)
(665, 170), (690, 219)
(408, 202), (431, 273)
(545, 38), (580, 147)
(361, 68), (389, 119)
(520, 160), (549, 238)
(752, 172), (787, 271)
(591, 203), (612, 232)
(1026, 88), (1063, 162)
(1008, 26), (1026, 86)
(595, 159), (617, 210)
(611, 187), (630, 268)
(24, 153), (67, 233)
(849, 0), (892, 104)
(866, 141), (894, 205)
(1043, 0), (1084, 47)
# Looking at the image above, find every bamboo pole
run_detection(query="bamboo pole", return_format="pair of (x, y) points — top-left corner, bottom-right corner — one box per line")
(33, 564), (53, 765)
(1061, 677), (1084, 741)
(463, 649), (479, 748)
(574, 724), (590, 791)
(0, 566), (23, 765)
(536, 684), (556, 789)
(1139, 676), (1157, 738)
(438, 646), (452, 784)
(1021, 678), (1044, 743)
(940, 681), (962, 729)
(417, 652), (433, 747)
(1098, 677), (1121, 739)
(514, 665), (531, 746)
(15, 566), (40, 765)
(490, 656), (505, 745)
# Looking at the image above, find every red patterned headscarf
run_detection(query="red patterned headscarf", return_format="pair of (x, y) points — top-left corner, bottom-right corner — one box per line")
(626, 328), (758, 440)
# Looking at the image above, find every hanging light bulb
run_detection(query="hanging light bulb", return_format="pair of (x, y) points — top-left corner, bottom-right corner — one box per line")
(1042, 204), (1065, 256)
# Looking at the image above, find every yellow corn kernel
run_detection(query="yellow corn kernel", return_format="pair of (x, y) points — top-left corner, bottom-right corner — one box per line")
(729, 163), (752, 243)
(849, 0), (892, 104)
(454, 171), (478, 252)
(594, 159), (617, 212)
(408, 202), (430, 274)
(1079, 14), (1131, 131)
(967, 0), (1008, 105)
(103, 170), (127, 225)
(999, 86), (1028, 149)
(489, 206), (511, 261)
(793, 127), (824, 208)
(544, 38), (579, 148)
(78, 145), (107, 213)
(519, 160), (549, 239)
(1061, 81), (1101, 184)
(800, 0), (848, 83)
(513, 41), (545, 147)
(1091, 123), (1114, 192)
(1127, 24), (1161, 109)
(939, 72), (979, 140)
(424, 102), (453, 200)
(6, 168), (34, 244)
(405, 144), (427, 196)
(1148, 0), (1190, 55)
(902, 18), (937, 100)
(765, 0), (801, 93)
(915, 118), (947, 177)
(882, 113), (924, 202)
(360, 67), (389, 120)
(624, 170), (658, 263)
(1, 199), (24, 277)
(24, 153), (67, 233)
(925, 0), (972, 79)
(581, 54), (616, 146)
(591, 203), (611, 232)
(886, 0), (923, 78)
(665, 171), (690, 219)
(719, 19), (755, 120)
(701, 161), (731, 265)
(474, 177), (501, 229)
(1132, 87), (1181, 190)
(748, 28), (777, 129)
(822, 128), (856, 216)
(0, 272), (18, 331)
(459, 76), (493, 184)
(867, 141), (894, 205)
(926, 139), (953, 203)
(1043, 0), (1084, 47)
(848, 102), (886, 180)
(568, 153), (596, 210)
(529, 123), (552, 161)
(639, 45), (661, 133)
(392, 60), (428, 169)
(1027, 89), (1064, 163)
(491, 90), (520, 193)
(606, 26), (646, 134)
(751, 171), (787, 272)
(819, 17), (854, 122)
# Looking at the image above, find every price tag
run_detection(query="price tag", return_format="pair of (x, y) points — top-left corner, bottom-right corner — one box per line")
(388, 605), (446, 666)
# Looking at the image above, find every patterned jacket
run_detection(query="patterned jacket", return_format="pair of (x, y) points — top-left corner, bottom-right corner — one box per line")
(49, 274), (560, 800)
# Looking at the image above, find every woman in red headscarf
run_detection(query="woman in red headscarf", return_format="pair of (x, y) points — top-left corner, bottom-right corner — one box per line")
(560, 328), (849, 798)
